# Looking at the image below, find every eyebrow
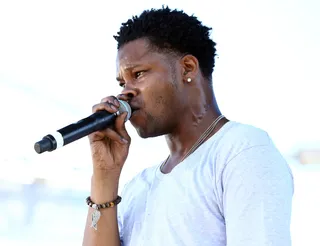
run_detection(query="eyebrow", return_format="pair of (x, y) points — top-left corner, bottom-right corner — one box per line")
(116, 64), (142, 81)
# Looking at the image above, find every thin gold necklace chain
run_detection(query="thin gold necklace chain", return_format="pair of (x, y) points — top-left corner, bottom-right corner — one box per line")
(160, 115), (225, 171)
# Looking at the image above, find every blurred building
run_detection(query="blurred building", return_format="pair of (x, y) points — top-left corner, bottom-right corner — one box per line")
(292, 146), (320, 165)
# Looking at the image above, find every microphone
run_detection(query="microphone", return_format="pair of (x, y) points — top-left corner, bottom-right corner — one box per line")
(34, 100), (131, 154)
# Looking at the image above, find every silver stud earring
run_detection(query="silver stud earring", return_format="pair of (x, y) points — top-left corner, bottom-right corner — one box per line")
(187, 77), (192, 83)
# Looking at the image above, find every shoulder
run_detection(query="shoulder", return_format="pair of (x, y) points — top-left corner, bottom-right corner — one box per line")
(219, 121), (271, 150)
(204, 121), (293, 183)
(214, 121), (293, 188)
(217, 121), (283, 161)
(205, 121), (273, 165)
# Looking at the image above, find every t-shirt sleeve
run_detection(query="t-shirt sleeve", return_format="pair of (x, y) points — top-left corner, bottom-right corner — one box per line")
(118, 213), (124, 246)
(117, 206), (123, 245)
(118, 182), (129, 246)
(221, 144), (294, 246)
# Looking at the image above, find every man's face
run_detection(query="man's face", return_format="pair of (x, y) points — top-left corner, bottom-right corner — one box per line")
(116, 38), (184, 138)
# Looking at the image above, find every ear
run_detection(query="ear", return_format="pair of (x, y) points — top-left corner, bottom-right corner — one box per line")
(180, 54), (199, 83)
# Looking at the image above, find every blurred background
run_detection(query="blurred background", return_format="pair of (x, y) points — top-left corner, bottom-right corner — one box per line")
(0, 0), (319, 245)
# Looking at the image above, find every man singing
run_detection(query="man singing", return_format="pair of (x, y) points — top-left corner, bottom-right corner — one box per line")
(83, 6), (294, 246)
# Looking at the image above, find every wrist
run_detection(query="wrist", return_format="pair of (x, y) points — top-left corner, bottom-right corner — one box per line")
(92, 167), (121, 180)
(90, 175), (120, 203)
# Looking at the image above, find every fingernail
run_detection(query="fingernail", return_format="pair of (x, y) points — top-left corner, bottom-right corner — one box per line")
(111, 104), (117, 111)
(121, 137), (128, 143)
(113, 99), (120, 107)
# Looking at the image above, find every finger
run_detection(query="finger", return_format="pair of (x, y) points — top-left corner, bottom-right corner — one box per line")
(101, 96), (120, 107)
(92, 102), (118, 114)
(114, 112), (130, 141)
(88, 127), (128, 144)
(88, 131), (105, 143)
(103, 128), (128, 144)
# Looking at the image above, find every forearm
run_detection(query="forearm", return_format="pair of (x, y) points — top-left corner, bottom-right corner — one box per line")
(82, 175), (121, 246)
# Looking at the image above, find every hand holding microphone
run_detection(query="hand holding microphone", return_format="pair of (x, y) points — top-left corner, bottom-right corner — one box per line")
(88, 96), (132, 175)
(34, 96), (132, 173)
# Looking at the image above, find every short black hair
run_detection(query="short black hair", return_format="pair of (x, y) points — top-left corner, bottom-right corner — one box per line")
(113, 6), (217, 80)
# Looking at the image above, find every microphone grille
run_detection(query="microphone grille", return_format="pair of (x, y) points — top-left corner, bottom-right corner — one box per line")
(118, 100), (132, 121)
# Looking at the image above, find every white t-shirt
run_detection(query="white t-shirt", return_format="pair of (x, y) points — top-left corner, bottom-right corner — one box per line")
(118, 121), (294, 246)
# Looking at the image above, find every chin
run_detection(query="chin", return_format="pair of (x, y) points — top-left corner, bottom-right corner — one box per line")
(135, 128), (155, 139)
(130, 113), (167, 139)
(134, 126), (164, 139)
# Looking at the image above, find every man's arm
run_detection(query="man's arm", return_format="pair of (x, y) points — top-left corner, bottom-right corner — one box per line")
(82, 175), (121, 246)
(82, 96), (130, 246)
(222, 144), (294, 246)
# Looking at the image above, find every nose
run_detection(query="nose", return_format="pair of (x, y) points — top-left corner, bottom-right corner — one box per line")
(117, 86), (138, 102)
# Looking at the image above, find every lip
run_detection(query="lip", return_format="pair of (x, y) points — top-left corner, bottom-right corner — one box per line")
(129, 103), (140, 113)
(128, 102), (141, 120)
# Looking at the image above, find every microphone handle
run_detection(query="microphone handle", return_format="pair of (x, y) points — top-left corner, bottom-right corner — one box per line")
(34, 111), (116, 154)
(60, 111), (116, 145)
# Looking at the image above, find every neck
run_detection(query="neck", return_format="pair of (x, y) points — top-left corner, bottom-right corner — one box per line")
(165, 98), (225, 163)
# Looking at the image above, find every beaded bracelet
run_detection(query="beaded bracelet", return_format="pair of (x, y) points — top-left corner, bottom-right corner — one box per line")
(86, 196), (122, 230)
